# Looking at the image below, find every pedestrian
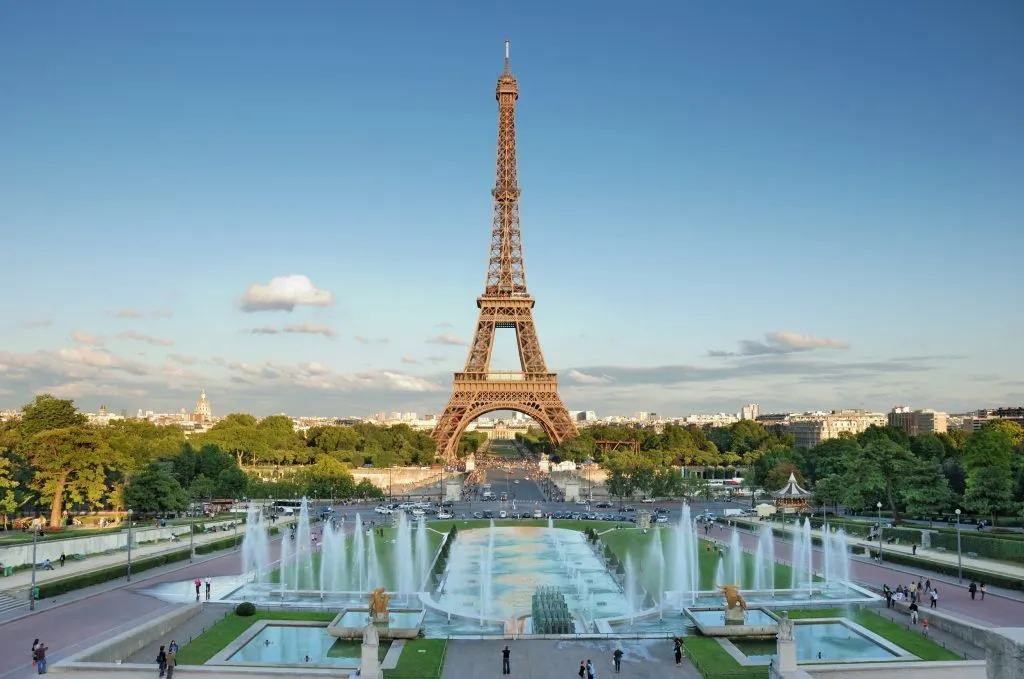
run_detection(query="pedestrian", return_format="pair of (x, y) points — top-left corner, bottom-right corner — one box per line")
(922, 619), (929, 637)
(673, 637), (683, 666)
(31, 639), (39, 667)
(579, 660), (587, 678)
(968, 582), (977, 600)
(35, 641), (48, 674)
(194, 578), (201, 600)
(156, 645), (167, 677)
(168, 640), (178, 654)
(587, 658), (595, 679)
(925, 579), (931, 592)
(980, 583), (986, 600)
(930, 589), (938, 609)
(165, 650), (176, 679)
(909, 601), (919, 625)
(613, 648), (623, 673)
(205, 576), (212, 601)
(501, 645), (511, 675)
(59, 553), (66, 568)
(912, 543), (917, 556)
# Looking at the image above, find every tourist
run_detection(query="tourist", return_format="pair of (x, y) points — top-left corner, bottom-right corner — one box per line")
(922, 619), (930, 637)
(673, 637), (683, 666)
(930, 588), (938, 609)
(912, 543), (917, 556)
(35, 640), (48, 674)
(59, 553), (65, 568)
(168, 640), (178, 654)
(156, 645), (167, 677)
(909, 601), (919, 625)
(501, 645), (511, 674)
(579, 660), (587, 678)
(613, 648), (623, 673)
(586, 658), (595, 679)
(980, 583), (987, 600)
(194, 578), (201, 600)
(42, 558), (53, 571)
(165, 650), (177, 679)
(31, 639), (40, 667)
(969, 582), (978, 600)
(205, 576), (212, 600)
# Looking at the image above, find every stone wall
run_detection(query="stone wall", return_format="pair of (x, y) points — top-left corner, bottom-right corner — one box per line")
(0, 518), (238, 568)
(986, 628), (1024, 679)
(350, 468), (450, 493)
(890, 600), (990, 649)
(805, 660), (986, 679)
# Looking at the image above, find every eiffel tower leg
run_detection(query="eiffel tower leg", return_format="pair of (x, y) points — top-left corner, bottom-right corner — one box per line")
(432, 393), (472, 461)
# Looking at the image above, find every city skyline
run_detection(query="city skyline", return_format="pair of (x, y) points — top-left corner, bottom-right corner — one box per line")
(2, 2), (1023, 417)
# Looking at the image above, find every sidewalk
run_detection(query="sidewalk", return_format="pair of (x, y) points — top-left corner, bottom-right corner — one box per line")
(731, 516), (1024, 582)
(0, 517), (294, 599)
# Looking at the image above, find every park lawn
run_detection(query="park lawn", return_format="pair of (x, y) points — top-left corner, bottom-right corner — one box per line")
(772, 609), (962, 661)
(684, 636), (768, 679)
(386, 639), (448, 679)
(600, 527), (797, 598)
(175, 611), (336, 665)
(267, 525), (444, 590)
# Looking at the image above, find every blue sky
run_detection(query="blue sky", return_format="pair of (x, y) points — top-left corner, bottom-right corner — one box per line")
(1, 1), (1022, 418)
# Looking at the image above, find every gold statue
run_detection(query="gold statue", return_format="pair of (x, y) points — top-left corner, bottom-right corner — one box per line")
(719, 584), (748, 611)
(368, 587), (391, 621)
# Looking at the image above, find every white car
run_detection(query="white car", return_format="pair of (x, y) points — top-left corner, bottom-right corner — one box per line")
(437, 511), (453, 520)
(411, 508), (425, 517)
(499, 510), (507, 519)
(642, 498), (655, 503)
(374, 506), (392, 514)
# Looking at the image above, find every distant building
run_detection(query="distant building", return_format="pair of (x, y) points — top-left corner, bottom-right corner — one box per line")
(955, 407), (1024, 432)
(193, 389), (213, 424)
(787, 410), (886, 449)
(887, 406), (948, 436)
(740, 403), (760, 421)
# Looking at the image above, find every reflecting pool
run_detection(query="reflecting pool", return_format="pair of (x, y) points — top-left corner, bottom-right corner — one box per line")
(229, 625), (390, 667)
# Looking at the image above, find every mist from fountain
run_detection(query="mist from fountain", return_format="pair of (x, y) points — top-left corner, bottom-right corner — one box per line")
(319, 517), (346, 594)
(647, 526), (666, 616)
(279, 523), (292, 594)
(353, 514), (366, 592)
(367, 523), (381, 590)
(790, 518), (814, 593)
(416, 516), (429, 591)
(753, 522), (776, 594)
(291, 499), (312, 590)
(675, 504), (700, 604)
(823, 527), (852, 589)
(395, 512), (414, 593)
(241, 505), (270, 584)
(728, 529), (743, 587)
(624, 553), (637, 624)
(714, 554), (725, 587)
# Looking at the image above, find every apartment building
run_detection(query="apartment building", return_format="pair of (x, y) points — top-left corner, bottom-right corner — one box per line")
(887, 406), (948, 436)
(787, 409), (886, 449)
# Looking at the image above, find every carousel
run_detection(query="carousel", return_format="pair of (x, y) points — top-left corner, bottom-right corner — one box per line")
(773, 472), (811, 514)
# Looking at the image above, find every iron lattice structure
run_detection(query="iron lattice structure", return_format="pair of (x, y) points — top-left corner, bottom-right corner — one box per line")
(432, 42), (578, 462)
(595, 440), (641, 455)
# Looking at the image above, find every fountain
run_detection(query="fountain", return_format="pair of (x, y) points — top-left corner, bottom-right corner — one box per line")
(623, 553), (637, 625)
(672, 504), (700, 607)
(328, 586), (425, 639)
(790, 518), (814, 594)
(394, 512), (414, 593)
(241, 505), (270, 584)
(415, 516), (429, 591)
(753, 522), (776, 594)
(728, 529), (744, 588)
(721, 584), (748, 625)
(646, 524), (666, 616)
(823, 526), (851, 590)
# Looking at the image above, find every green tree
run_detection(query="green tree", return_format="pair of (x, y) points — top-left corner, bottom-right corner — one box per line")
(20, 394), (86, 437)
(841, 438), (913, 518)
(124, 461), (189, 514)
(964, 466), (1015, 524)
(0, 424), (20, 525)
(962, 424), (1015, 475)
(900, 459), (953, 521)
(294, 455), (356, 498)
(354, 479), (385, 499)
(763, 462), (804, 492)
(26, 427), (119, 527)
(813, 474), (845, 513)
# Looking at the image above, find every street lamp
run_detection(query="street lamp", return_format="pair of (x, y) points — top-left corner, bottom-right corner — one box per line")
(126, 509), (134, 582)
(189, 497), (196, 563)
(29, 520), (39, 611)
(955, 508), (963, 583)
(876, 502), (884, 563)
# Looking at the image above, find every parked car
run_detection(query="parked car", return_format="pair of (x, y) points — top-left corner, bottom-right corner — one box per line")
(374, 506), (392, 515)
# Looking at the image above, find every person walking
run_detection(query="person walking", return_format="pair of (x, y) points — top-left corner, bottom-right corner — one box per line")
(586, 658), (595, 679)
(980, 583), (987, 600)
(35, 641), (48, 674)
(909, 601), (919, 625)
(673, 637), (683, 666)
(31, 639), (40, 669)
(156, 645), (167, 677)
(165, 650), (177, 679)
(194, 578), (201, 600)
(969, 582), (977, 600)
(501, 645), (511, 675)
(59, 553), (65, 568)
(579, 660), (587, 679)
(168, 640), (178, 654)
(205, 576), (212, 601)
(930, 589), (938, 609)
(922, 619), (930, 637)
(613, 648), (623, 673)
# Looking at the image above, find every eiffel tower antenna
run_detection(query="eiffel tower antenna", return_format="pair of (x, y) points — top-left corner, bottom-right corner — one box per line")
(432, 42), (578, 462)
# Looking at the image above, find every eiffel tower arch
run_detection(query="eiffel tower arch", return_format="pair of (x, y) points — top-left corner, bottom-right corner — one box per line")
(432, 42), (578, 462)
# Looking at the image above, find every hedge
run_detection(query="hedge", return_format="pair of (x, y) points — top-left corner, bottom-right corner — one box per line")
(864, 547), (1023, 591)
(926, 532), (1024, 563)
(36, 534), (243, 598)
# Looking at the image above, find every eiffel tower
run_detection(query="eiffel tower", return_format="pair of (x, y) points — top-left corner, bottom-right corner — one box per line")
(432, 41), (578, 462)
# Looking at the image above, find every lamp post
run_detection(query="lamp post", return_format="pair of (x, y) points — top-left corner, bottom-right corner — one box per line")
(29, 521), (39, 611)
(876, 501), (884, 563)
(955, 508), (963, 583)
(189, 497), (196, 563)
(126, 509), (134, 582)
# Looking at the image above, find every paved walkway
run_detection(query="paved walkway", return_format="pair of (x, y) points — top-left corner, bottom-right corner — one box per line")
(442, 639), (698, 679)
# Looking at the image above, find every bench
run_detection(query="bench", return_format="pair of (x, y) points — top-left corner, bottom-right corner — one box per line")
(967, 552), (979, 559)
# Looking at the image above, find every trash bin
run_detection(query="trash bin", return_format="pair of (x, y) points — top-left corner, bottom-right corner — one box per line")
(32, 586), (40, 600)
(2, 566), (12, 577)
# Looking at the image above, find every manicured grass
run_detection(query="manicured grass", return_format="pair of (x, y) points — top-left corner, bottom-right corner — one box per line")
(771, 609), (962, 661)
(175, 611), (335, 665)
(684, 636), (767, 679)
(386, 639), (448, 679)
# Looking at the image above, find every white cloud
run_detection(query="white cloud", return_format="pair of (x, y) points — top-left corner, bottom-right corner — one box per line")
(161, 365), (203, 380)
(250, 324), (337, 339)
(355, 336), (389, 345)
(426, 333), (468, 346)
(118, 330), (174, 347)
(436, 322), (454, 328)
(115, 309), (175, 319)
(168, 353), (199, 365)
(22, 318), (52, 329)
(401, 355), (421, 364)
(237, 275), (334, 313)
(709, 330), (850, 357)
(71, 330), (103, 346)
(565, 369), (613, 385)
(425, 355), (448, 365)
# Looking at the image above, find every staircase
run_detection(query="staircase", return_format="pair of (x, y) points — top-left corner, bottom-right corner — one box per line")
(0, 591), (28, 615)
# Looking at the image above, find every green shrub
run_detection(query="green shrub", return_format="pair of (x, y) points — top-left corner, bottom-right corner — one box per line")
(235, 601), (256, 616)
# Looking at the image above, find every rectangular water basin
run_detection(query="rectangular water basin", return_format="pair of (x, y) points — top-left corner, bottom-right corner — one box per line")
(228, 624), (390, 667)
(731, 621), (904, 663)
(337, 611), (423, 628)
(689, 609), (777, 627)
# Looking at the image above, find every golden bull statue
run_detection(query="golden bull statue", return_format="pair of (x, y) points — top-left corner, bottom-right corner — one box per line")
(719, 584), (748, 611)
(369, 587), (391, 621)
